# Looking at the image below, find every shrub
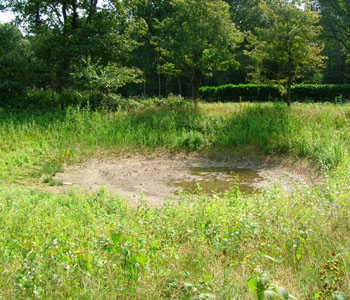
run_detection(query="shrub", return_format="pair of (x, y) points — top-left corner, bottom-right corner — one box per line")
(11, 88), (59, 110)
(291, 84), (350, 102)
(1, 88), (90, 110)
(1, 89), (191, 112)
(2, 89), (123, 111)
(101, 94), (144, 111)
(200, 84), (282, 102)
(58, 89), (87, 108)
(200, 84), (350, 103)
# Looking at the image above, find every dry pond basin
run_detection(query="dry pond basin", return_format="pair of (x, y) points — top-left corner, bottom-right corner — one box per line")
(52, 154), (312, 205)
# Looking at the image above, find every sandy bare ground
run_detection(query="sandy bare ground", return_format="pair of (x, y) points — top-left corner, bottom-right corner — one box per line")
(51, 153), (315, 206)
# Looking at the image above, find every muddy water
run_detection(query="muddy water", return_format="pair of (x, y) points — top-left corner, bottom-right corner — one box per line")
(168, 166), (263, 195)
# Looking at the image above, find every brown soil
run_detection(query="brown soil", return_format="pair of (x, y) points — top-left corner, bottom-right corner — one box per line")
(51, 153), (317, 206)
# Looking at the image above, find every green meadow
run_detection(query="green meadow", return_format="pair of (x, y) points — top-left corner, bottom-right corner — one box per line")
(0, 102), (349, 298)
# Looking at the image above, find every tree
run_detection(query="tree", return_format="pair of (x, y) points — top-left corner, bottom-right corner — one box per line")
(318, 0), (350, 60)
(225, 0), (268, 32)
(4, 0), (146, 91)
(128, 0), (173, 96)
(317, 0), (350, 83)
(0, 23), (32, 99)
(71, 58), (144, 94)
(156, 0), (242, 106)
(246, 0), (325, 105)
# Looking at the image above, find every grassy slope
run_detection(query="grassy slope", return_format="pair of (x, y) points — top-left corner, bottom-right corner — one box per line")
(0, 102), (349, 298)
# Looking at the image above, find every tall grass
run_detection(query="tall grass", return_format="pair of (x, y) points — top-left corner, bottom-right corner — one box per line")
(0, 102), (349, 182)
(0, 180), (348, 298)
(0, 102), (349, 298)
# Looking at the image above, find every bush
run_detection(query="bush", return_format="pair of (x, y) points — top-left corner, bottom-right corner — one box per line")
(200, 84), (350, 103)
(1, 88), (90, 110)
(100, 94), (144, 111)
(138, 95), (192, 109)
(58, 89), (87, 108)
(10, 89), (59, 110)
(2, 89), (122, 111)
(0, 24), (32, 99)
(200, 84), (282, 102)
(291, 84), (350, 102)
(1, 89), (191, 112)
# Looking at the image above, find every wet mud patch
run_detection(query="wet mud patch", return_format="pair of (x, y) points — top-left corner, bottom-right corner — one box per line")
(169, 166), (262, 195)
(52, 153), (312, 205)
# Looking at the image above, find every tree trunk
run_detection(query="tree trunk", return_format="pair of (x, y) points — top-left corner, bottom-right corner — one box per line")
(60, 4), (70, 90)
(165, 76), (168, 96)
(287, 54), (292, 106)
(287, 83), (291, 106)
(177, 77), (182, 96)
(34, 0), (41, 32)
(192, 71), (201, 109)
(143, 75), (147, 97)
(88, 0), (98, 23)
(158, 73), (161, 97)
(62, 4), (67, 26)
(72, 0), (78, 29)
(155, 48), (161, 97)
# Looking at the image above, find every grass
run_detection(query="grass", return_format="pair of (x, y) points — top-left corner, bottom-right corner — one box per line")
(0, 101), (349, 298)
(1, 102), (349, 182)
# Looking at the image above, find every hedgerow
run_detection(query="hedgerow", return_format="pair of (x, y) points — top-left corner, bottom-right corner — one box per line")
(200, 84), (350, 102)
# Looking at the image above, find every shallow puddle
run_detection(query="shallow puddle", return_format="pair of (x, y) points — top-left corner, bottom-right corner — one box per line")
(168, 166), (263, 195)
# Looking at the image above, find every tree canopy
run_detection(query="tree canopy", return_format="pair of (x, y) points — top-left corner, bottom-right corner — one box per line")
(156, 0), (242, 103)
(246, 0), (325, 104)
(0, 23), (32, 97)
(0, 0), (348, 103)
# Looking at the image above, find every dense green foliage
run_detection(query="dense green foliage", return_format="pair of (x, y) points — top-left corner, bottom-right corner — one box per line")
(0, 102), (349, 298)
(2, 0), (146, 93)
(245, 1), (324, 105)
(4, 83), (350, 111)
(1, 0), (350, 101)
(0, 23), (32, 97)
(0, 89), (189, 111)
(200, 84), (350, 103)
(292, 84), (350, 102)
(200, 84), (282, 102)
(155, 0), (242, 101)
(319, 0), (350, 84)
